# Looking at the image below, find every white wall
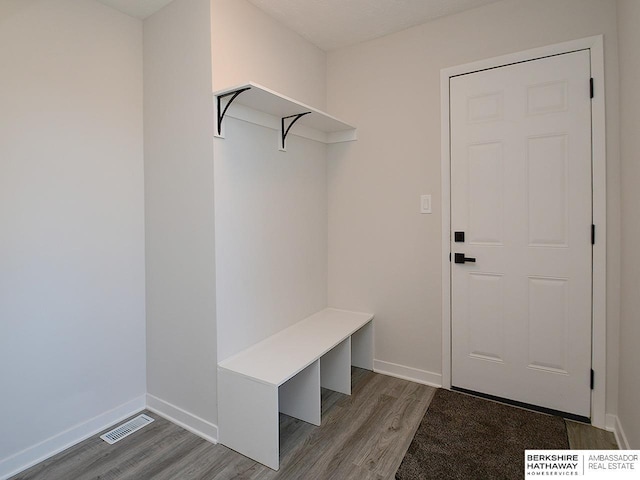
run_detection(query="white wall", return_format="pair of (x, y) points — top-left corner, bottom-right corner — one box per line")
(214, 119), (328, 360)
(327, 0), (621, 405)
(144, 0), (218, 433)
(211, 0), (330, 361)
(617, 0), (640, 449)
(211, 0), (326, 108)
(0, 0), (145, 476)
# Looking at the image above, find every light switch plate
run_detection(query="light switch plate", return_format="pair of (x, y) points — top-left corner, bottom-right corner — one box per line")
(420, 195), (432, 214)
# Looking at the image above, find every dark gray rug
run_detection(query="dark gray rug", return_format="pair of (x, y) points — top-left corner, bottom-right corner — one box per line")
(396, 389), (569, 480)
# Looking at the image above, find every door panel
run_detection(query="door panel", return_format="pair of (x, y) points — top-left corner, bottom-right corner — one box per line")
(528, 276), (569, 373)
(467, 272), (505, 363)
(450, 50), (592, 418)
(468, 142), (504, 245)
(527, 134), (569, 246)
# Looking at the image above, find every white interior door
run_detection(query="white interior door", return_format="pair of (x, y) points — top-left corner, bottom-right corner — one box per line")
(450, 50), (592, 418)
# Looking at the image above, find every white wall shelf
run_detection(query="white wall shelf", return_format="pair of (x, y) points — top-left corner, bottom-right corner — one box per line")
(213, 82), (357, 149)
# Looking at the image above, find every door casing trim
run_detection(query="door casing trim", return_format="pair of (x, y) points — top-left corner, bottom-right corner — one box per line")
(440, 35), (607, 428)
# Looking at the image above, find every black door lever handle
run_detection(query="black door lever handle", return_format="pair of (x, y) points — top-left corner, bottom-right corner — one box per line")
(454, 253), (476, 264)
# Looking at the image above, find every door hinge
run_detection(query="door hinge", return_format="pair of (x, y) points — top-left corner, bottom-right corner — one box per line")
(591, 369), (595, 389)
(590, 78), (594, 99)
(592, 224), (596, 244)
(449, 252), (451, 262)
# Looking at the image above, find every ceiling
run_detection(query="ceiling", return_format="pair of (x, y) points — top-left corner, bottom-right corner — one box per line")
(97, 0), (502, 51)
(96, 0), (174, 19)
(247, 0), (502, 51)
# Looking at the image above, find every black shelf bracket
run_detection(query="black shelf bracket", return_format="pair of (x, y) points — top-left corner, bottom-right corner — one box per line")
(281, 112), (311, 150)
(216, 86), (251, 136)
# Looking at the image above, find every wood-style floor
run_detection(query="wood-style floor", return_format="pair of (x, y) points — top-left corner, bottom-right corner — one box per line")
(11, 369), (617, 480)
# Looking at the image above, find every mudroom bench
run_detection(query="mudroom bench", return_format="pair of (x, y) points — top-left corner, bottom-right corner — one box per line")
(217, 307), (374, 470)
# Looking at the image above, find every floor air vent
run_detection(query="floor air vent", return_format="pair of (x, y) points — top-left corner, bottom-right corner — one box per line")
(100, 414), (154, 444)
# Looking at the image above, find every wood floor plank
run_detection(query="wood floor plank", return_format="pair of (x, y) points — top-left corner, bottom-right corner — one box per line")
(114, 433), (204, 480)
(566, 420), (618, 450)
(11, 370), (617, 480)
(74, 419), (191, 480)
(135, 440), (220, 480)
(305, 394), (397, 479)
(13, 413), (171, 480)
(277, 414), (316, 460)
(270, 374), (396, 480)
(243, 371), (390, 480)
(355, 382), (435, 476)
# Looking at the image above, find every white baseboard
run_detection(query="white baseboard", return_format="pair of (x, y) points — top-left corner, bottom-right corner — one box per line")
(373, 359), (442, 388)
(606, 413), (631, 450)
(146, 394), (218, 444)
(0, 396), (146, 480)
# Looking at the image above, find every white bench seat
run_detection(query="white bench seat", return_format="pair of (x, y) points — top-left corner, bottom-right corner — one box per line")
(218, 308), (373, 386)
(217, 308), (374, 470)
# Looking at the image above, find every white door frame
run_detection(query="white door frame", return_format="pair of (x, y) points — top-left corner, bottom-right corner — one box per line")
(440, 35), (607, 428)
